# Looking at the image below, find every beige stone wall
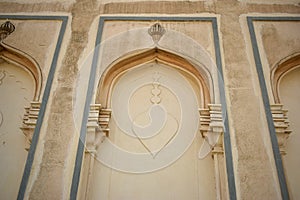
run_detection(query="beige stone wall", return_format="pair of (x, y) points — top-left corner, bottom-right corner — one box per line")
(0, 0), (299, 200)
(0, 61), (34, 200)
(280, 67), (300, 200)
(250, 18), (300, 200)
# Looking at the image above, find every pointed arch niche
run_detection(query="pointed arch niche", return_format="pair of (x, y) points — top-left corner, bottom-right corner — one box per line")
(97, 48), (211, 108)
(271, 53), (300, 200)
(0, 43), (42, 200)
(78, 46), (228, 200)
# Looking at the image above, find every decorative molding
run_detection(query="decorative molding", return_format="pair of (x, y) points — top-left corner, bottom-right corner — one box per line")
(98, 107), (112, 137)
(84, 105), (112, 200)
(0, 110), (3, 128)
(0, 42), (42, 101)
(199, 104), (224, 154)
(21, 101), (40, 151)
(0, 21), (15, 43)
(85, 104), (111, 153)
(270, 104), (291, 155)
(271, 53), (300, 103)
(86, 104), (101, 153)
(0, 70), (6, 85)
(150, 72), (162, 104)
(200, 103), (226, 200)
(148, 23), (165, 44)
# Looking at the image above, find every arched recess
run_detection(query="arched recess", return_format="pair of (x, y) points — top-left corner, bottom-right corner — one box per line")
(271, 53), (300, 200)
(79, 47), (228, 200)
(96, 48), (212, 107)
(0, 43), (42, 200)
(271, 52), (300, 104)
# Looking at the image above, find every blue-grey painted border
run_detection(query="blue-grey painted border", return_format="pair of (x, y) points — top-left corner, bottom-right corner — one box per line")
(70, 17), (105, 200)
(247, 16), (300, 200)
(211, 18), (237, 200)
(70, 16), (236, 200)
(0, 15), (68, 200)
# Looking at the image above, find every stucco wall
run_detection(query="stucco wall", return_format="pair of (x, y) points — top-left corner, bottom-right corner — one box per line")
(0, 0), (299, 200)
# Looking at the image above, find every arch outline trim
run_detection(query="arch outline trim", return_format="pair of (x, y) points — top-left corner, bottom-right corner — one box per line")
(96, 47), (213, 108)
(0, 42), (42, 101)
(270, 52), (300, 104)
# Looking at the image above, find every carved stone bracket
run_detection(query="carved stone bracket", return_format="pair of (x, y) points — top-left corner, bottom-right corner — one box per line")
(271, 104), (291, 155)
(21, 101), (40, 151)
(200, 104), (226, 200)
(85, 104), (111, 153)
(98, 107), (112, 137)
(199, 104), (224, 154)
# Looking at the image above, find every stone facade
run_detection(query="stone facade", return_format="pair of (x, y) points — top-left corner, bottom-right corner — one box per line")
(0, 0), (299, 200)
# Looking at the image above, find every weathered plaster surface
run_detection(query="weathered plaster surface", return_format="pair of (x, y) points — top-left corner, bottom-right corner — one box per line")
(3, 20), (61, 93)
(239, 0), (300, 5)
(0, 0), (299, 199)
(259, 22), (300, 68)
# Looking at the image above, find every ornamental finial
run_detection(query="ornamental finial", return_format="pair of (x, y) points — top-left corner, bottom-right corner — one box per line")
(148, 23), (165, 44)
(0, 21), (15, 42)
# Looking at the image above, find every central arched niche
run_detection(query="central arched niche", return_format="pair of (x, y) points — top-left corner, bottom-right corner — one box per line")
(81, 48), (218, 200)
